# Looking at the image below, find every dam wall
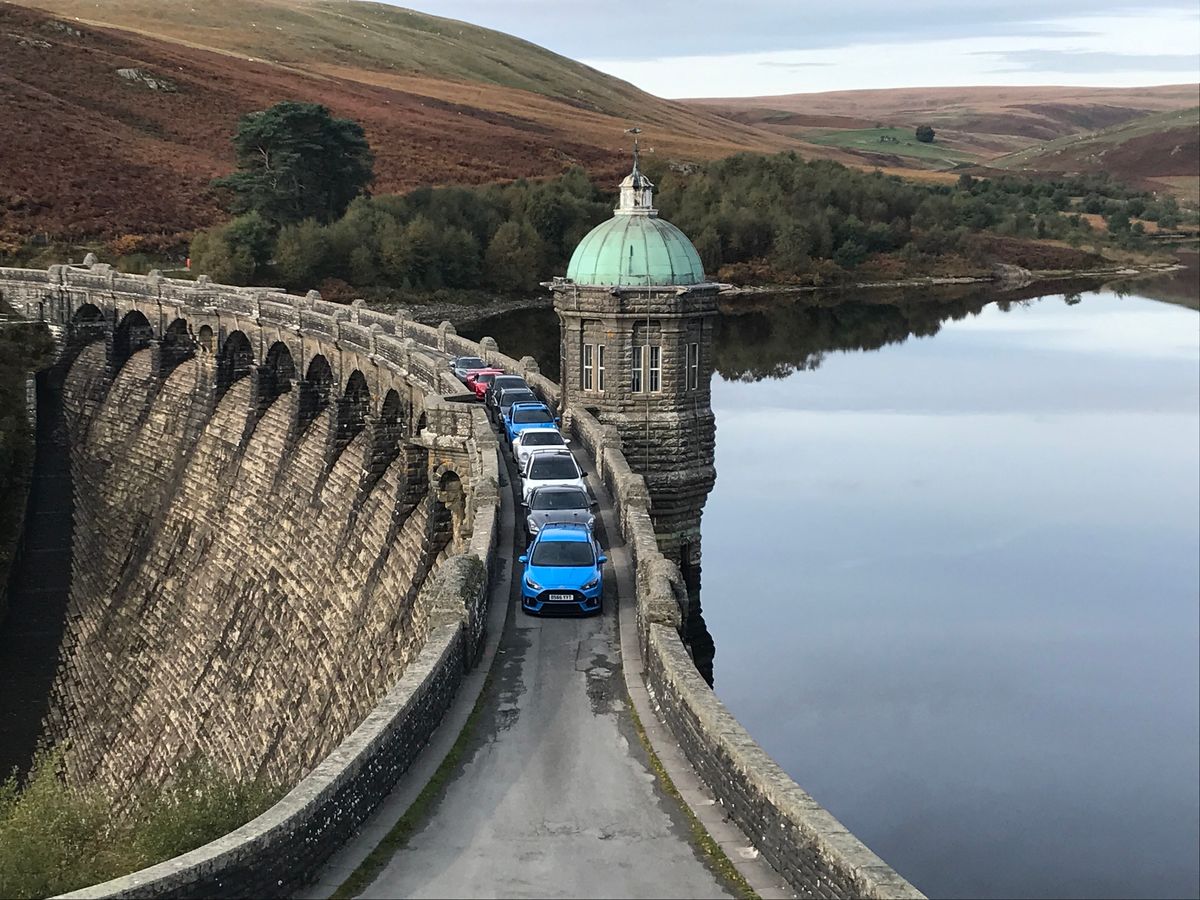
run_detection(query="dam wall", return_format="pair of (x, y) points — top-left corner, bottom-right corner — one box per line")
(0, 261), (919, 898)
(0, 263), (500, 896)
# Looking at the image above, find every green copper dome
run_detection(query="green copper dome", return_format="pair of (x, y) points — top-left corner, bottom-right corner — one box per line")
(566, 215), (706, 287)
(564, 156), (706, 287)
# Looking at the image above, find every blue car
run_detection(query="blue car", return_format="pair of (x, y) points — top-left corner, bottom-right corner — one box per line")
(519, 523), (606, 616)
(504, 401), (559, 444)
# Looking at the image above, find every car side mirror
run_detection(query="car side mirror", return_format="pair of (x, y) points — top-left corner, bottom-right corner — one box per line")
(580, 471), (589, 477)
(555, 418), (562, 426)
(518, 554), (528, 563)
(564, 439), (571, 446)
(591, 501), (600, 510)
(598, 555), (608, 564)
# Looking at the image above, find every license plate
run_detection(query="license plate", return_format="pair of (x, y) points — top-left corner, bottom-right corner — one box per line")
(549, 593), (573, 602)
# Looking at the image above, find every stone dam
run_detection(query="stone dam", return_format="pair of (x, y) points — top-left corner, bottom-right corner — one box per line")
(0, 262), (922, 900)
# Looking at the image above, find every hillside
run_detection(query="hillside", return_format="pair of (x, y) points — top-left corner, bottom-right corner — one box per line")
(686, 85), (1200, 176)
(989, 107), (1200, 198)
(0, 0), (802, 247)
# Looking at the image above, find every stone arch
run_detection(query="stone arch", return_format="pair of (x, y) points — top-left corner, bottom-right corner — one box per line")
(333, 370), (371, 458)
(157, 318), (195, 375)
(216, 330), (253, 397)
(258, 341), (298, 411)
(433, 466), (466, 552)
(111, 309), (154, 376)
(63, 302), (107, 362)
(70, 302), (104, 325)
(197, 325), (215, 353)
(362, 388), (408, 491)
(297, 354), (333, 434)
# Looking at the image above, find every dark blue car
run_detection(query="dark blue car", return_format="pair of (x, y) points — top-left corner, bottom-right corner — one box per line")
(519, 523), (606, 616)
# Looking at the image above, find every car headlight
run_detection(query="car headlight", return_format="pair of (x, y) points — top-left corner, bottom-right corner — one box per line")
(587, 515), (596, 529)
(582, 575), (600, 591)
(526, 517), (539, 534)
(525, 574), (542, 591)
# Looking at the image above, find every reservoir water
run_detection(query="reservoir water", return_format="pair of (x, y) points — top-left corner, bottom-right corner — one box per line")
(464, 275), (1200, 899)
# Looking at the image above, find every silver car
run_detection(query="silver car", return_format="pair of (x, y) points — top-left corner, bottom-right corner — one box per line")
(449, 355), (487, 382)
(523, 485), (596, 537)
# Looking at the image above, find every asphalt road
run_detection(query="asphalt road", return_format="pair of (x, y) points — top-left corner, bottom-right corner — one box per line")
(356, 437), (730, 899)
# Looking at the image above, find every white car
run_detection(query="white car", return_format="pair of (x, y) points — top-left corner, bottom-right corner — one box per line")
(520, 449), (588, 503)
(513, 429), (570, 471)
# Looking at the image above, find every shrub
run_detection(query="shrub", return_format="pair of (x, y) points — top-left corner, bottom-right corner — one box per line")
(0, 752), (279, 899)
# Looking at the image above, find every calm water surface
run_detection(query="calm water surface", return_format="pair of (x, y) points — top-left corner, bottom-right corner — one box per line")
(468, 283), (1200, 899)
(704, 288), (1199, 899)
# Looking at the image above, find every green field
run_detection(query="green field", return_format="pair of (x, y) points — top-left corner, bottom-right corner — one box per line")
(801, 127), (976, 167)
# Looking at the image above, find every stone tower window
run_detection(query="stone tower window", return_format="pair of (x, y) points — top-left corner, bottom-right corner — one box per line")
(583, 343), (594, 390)
(687, 342), (700, 391)
(597, 345), (606, 392)
(648, 345), (662, 392)
(631, 345), (643, 393)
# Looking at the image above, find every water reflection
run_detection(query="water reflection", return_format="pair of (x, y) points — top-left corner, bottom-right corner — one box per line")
(706, 288), (1200, 900)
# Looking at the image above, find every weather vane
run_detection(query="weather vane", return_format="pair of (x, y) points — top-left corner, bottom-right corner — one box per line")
(625, 126), (642, 168)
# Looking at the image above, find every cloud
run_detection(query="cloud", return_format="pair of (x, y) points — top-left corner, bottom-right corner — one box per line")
(385, 0), (1199, 62)
(758, 61), (834, 68)
(983, 49), (1200, 74)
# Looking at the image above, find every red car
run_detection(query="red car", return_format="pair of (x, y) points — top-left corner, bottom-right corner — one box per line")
(466, 367), (506, 400)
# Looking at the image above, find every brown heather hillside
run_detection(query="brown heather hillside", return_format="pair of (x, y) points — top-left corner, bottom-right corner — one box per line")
(687, 85), (1200, 185)
(0, 1), (805, 245)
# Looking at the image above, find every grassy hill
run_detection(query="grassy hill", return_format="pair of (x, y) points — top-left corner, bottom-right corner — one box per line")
(989, 107), (1200, 199)
(0, 0), (804, 247)
(12, 0), (796, 154)
(686, 85), (1200, 180)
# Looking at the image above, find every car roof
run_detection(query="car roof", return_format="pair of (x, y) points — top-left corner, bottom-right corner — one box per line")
(455, 355), (485, 363)
(529, 484), (585, 496)
(519, 430), (565, 441)
(528, 448), (573, 459)
(511, 401), (548, 411)
(493, 375), (526, 384)
(537, 523), (592, 541)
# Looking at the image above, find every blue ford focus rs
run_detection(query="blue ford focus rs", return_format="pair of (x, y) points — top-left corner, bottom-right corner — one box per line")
(519, 523), (606, 616)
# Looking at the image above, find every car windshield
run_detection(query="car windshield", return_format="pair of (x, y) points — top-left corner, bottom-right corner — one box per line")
(457, 357), (485, 369)
(530, 540), (594, 567)
(476, 373), (497, 386)
(513, 408), (553, 424)
(502, 391), (536, 408)
(529, 455), (579, 479)
(522, 432), (565, 447)
(531, 489), (588, 511)
(493, 377), (526, 392)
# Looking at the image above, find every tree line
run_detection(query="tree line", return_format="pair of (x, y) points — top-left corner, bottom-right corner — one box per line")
(189, 102), (1188, 297)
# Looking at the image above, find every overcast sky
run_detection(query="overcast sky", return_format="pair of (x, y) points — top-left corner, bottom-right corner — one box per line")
(386, 0), (1200, 97)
